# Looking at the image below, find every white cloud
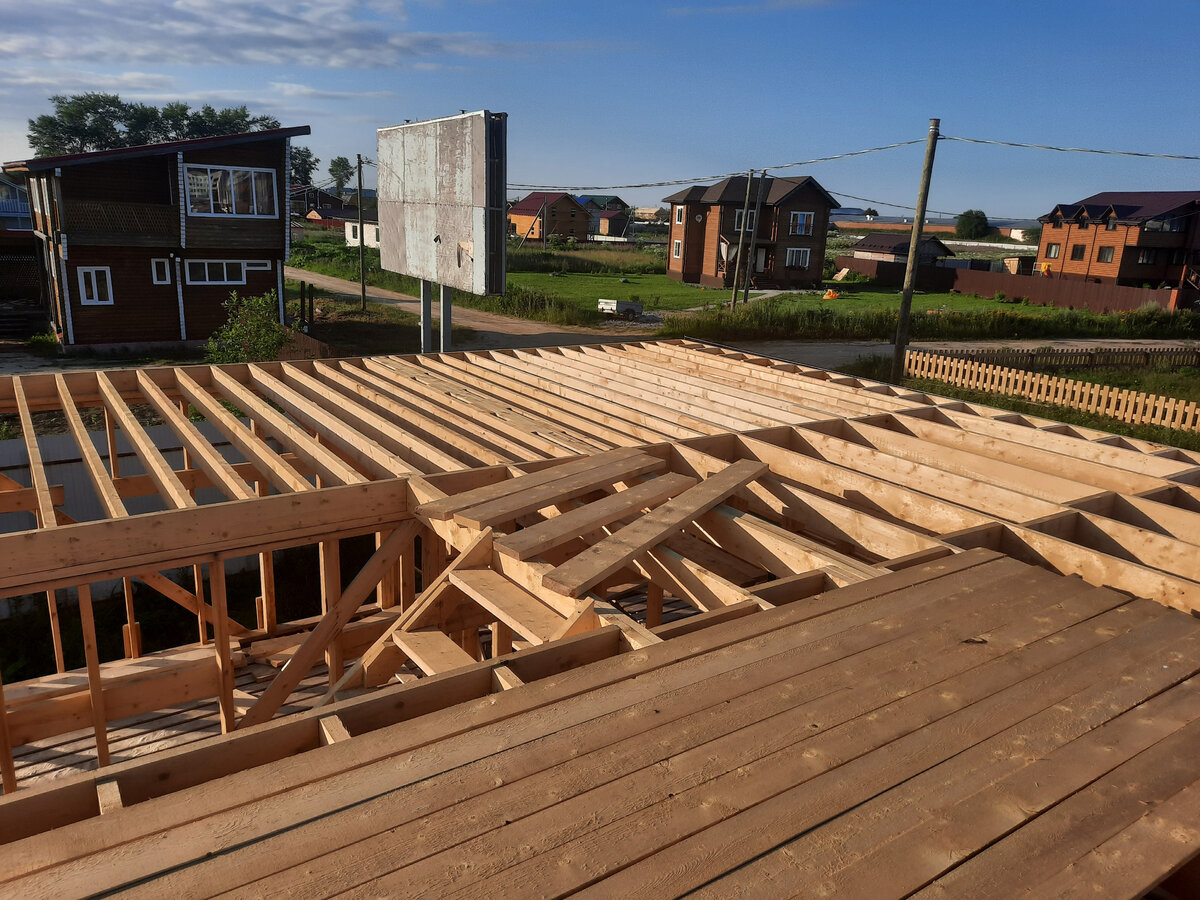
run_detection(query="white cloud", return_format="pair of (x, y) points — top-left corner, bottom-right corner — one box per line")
(269, 81), (399, 100)
(0, 0), (512, 69)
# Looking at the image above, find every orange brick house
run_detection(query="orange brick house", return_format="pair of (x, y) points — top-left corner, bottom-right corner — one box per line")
(1036, 192), (1200, 288)
(507, 192), (588, 242)
(664, 175), (836, 289)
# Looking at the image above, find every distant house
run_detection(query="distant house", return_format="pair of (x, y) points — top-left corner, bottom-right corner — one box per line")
(507, 192), (589, 242)
(345, 220), (380, 249)
(851, 233), (953, 266)
(0, 173), (32, 231)
(663, 174), (836, 289)
(3, 125), (310, 347)
(290, 185), (344, 215)
(596, 209), (630, 236)
(576, 195), (630, 233)
(1036, 192), (1200, 287)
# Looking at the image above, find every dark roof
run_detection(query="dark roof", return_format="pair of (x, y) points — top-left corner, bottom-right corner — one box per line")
(576, 194), (629, 209)
(597, 209), (627, 219)
(3, 126), (311, 174)
(852, 232), (954, 256)
(507, 191), (585, 215)
(1040, 191), (1200, 224)
(663, 175), (837, 209)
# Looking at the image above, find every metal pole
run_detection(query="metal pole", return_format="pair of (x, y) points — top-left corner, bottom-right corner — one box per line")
(357, 153), (366, 311)
(420, 279), (433, 353)
(891, 118), (940, 385)
(440, 284), (452, 352)
(731, 171), (754, 307)
(741, 171), (768, 306)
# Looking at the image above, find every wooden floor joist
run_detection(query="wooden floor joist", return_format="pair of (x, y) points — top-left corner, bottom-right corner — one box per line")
(5, 340), (1200, 895)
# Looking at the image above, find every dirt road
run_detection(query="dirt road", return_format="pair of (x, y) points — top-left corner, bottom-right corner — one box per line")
(285, 267), (652, 351)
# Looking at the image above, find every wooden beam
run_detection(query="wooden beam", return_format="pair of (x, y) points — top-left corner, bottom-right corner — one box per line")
(542, 460), (768, 598)
(391, 629), (475, 675)
(0, 671), (16, 794)
(208, 559), (237, 733)
(490, 665), (524, 691)
(551, 598), (601, 641)
(55, 374), (127, 519)
(13, 377), (56, 529)
(318, 715), (352, 746)
(76, 584), (109, 767)
(449, 569), (566, 645)
(134, 570), (247, 636)
(239, 524), (415, 728)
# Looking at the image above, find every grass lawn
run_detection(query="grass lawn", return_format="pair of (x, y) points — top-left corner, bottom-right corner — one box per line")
(508, 272), (729, 311)
(285, 292), (476, 357)
(783, 289), (1060, 315)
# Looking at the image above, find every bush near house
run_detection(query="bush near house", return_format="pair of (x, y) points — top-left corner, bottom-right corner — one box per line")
(205, 291), (289, 363)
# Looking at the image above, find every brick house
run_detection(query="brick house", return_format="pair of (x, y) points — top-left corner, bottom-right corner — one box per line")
(3, 126), (309, 348)
(664, 174), (836, 289)
(507, 192), (588, 242)
(1036, 192), (1200, 288)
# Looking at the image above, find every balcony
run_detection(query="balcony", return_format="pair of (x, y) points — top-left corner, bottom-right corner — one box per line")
(63, 200), (177, 244)
(0, 198), (30, 217)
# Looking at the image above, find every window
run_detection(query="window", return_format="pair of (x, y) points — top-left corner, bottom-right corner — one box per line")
(674, 206), (684, 225)
(789, 211), (814, 236)
(78, 267), (113, 305)
(151, 258), (171, 284)
(350, 224), (359, 240)
(185, 259), (271, 284)
(784, 248), (810, 268)
(734, 209), (755, 231)
(672, 239), (682, 259)
(1143, 216), (1186, 233)
(1137, 248), (1158, 265)
(1078, 220), (1089, 230)
(1106, 217), (1118, 231)
(1051, 217), (1062, 229)
(1172, 248), (1188, 266)
(1045, 243), (1061, 259)
(1097, 246), (1114, 264)
(1070, 244), (1086, 261)
(185, 165), (277, 217)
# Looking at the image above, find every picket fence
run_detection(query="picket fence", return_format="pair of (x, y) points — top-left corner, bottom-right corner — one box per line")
(905, 349), (1200, 433)
(929, 346), (1200, 371)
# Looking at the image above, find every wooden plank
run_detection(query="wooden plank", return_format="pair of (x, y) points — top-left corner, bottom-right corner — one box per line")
(12, 377), (56, 529)
(449, 569), (565, 645)
(207, 560), (237, 734)
(490, 666), (524, 691)
(75, 584), (109, 768)
(416, 447), (647, 521)
(318, 716), (352, 746)
(494, 473), (698, 561)
(453, 453), (667, 530)
(95, 779), (123, 814)
(96, 372), (196, 510)
(54, 374), (127, 520)
(0, 671), (16, 794)
(392, 629), (476, 675)
(135, 570), (246, 636)
(237, 526), (414, 729)
(650, 600), (763, 639)
(542, 460), (768, 598)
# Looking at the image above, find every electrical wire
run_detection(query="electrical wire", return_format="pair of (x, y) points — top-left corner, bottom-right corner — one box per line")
(942, 135), (1200, 162)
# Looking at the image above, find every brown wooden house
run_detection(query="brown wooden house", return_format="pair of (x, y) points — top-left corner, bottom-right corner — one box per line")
(507, 192), (589, 243)
(851, 232), (953, 265)
(1036, 191), (1200, 289)
(664, 175), (836, 289)
(3, 125), (310, 348)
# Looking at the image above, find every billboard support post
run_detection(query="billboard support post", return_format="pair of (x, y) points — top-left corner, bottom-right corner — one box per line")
(420, 279), (434, 353)
(440, 284), (453, 352)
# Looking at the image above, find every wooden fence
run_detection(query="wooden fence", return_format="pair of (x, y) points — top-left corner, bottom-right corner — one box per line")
(920, 346), (1200, 371)
(905, 349), (1200, 432)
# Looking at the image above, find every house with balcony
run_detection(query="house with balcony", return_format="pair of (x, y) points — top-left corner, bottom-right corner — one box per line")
(2, 125), (310, 347)
(1036, 191), (1200, 289)
(0, 173), (32, 231)
(664, 174), (836, 289)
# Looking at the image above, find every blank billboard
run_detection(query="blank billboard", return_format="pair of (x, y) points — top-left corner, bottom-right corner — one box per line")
(377, 110), (507, 296)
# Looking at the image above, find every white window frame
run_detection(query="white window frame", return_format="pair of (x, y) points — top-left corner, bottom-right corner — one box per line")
(674, 205), (684, 225)
(185, 164), (278, 218)
(673, 239), (682, 259)
(1097, 246), (1115, 264)
(784, 247), (810, 268)
(78, 266), (114, 306)
(789, 211), (814, 236)
(734, 209), (756, 232)
(1045, 243), (1061, 259)
(184, 259), (271, 285)
(151, 258), (171, 285)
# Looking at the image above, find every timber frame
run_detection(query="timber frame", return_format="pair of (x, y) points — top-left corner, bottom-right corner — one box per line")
(3, 338), (1200, 801)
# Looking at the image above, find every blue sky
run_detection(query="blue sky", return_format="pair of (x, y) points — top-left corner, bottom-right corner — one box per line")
(1, 0), (1197, 219)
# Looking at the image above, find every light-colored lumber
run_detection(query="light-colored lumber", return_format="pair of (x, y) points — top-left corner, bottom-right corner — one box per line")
(75, 584), (109, 768)
(490, 665), (524, 691)
(207, 559), (237, 734)
(542, 459), (768, 598)
(318, 715), (352, 746)
(54, 374), (127, 519)
(0, 672), (16, 794)
(95, 778), (123, 814)
(392, 629), (476, 675)
(449, 569), (566, 645)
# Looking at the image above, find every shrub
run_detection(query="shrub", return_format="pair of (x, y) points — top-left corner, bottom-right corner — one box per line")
(955, 209), (989, 239)
(27, 332), (60, 357)
(205, 291), (289, 364)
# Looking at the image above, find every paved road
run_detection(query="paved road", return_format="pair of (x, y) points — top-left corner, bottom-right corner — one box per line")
(285, 267), (653, 351)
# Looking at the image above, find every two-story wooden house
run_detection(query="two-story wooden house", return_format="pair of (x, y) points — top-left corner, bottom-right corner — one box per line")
(507, 192), (589, 243)
(663, 175), (836, 289)
(1036, 191), (1200, 289)
(576, 194), (630, 235)
(3, 125), (310, 348)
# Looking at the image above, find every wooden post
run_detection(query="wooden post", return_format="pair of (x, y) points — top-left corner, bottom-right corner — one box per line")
(490, 621), (513, 658)
(357, 153), (367, 312)
(255, 476), (276, 633)
(740, 170), (767, 306)
(0, 670), (17, 794)
(208, 559), (237, 733)
(193, 563), (208, 644)
(120, 575), (141, 658)
(646, 582), (665, 629)
(46, 590), (65, 673)
(401, 535), (416, 611)
(891, 117), (941, 384)
(320, 540), (344, 682)
(76, 584), (110, 767)
(730, 170), (754, 307)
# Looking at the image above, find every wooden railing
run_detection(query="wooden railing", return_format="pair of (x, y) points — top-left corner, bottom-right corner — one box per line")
(919, 346), (1200, 371)
(63, 200), (176, 236)
(905, 349), (1200, 432)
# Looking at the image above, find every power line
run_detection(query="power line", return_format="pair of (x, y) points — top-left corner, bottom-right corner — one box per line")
(942, 135), (1200, 162)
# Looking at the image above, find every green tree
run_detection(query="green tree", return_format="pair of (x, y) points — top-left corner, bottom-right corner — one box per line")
(328, 156), (354, 194)
(290, 146), (319, 186)
(204, 291), (289, 364)
(955, 209), (989, 239)
(863, 207), (879, 218)
(26, 94), (280, 156)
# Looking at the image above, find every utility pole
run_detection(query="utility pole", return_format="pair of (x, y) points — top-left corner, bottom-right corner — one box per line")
(357, 153), (366, 311)
(891, 118), (940, 385)
(731, 171), (754, 307)
(741, 171), (768, 306)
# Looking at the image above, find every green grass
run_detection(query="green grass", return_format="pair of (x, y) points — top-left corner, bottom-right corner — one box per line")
(1044, 365), (1200, 402)
(508, 272), (725, 312)
(508, 242), (666, 274)
(286, 294), (476, 357)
